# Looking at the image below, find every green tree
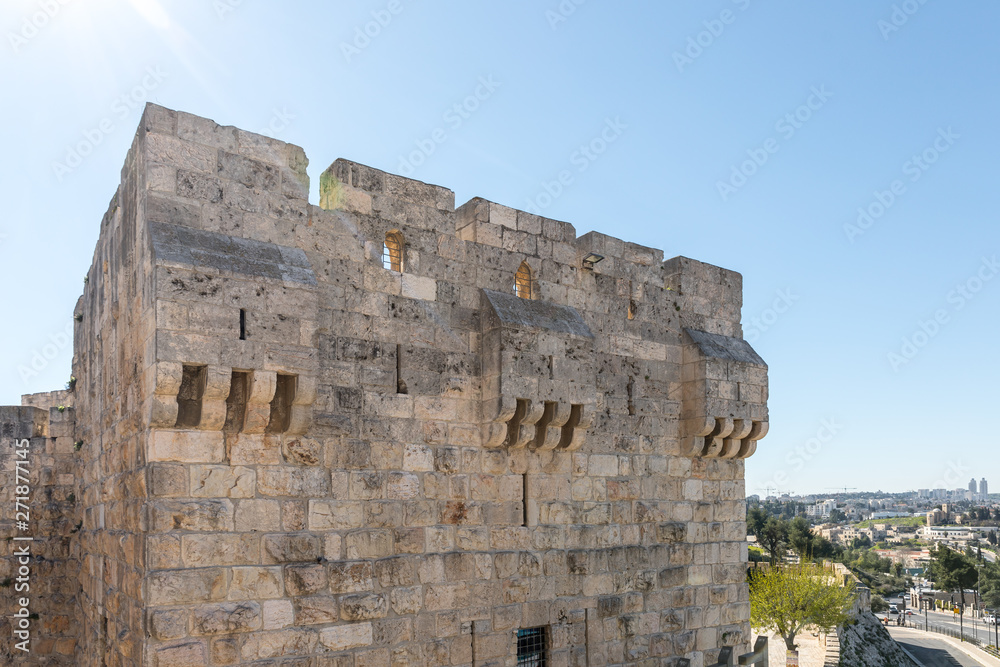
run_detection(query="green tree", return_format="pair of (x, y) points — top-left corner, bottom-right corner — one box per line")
(749, 563), (856, 651)
(829, 509), (847, 524)
(758, 517), (789, 565)
(788, 516), (814, 559)
(871, 595), (889, 613)
(747, 504), (768, 538)
(979, 561), (1000, 609)
(928, 545), (978, 608)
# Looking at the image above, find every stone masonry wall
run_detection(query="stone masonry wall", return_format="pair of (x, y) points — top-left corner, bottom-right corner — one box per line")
(127, 104), (767, 666)
(0, 405), (80, 664)
(70, 119), (160, 666)
(1, 103), (768, 667)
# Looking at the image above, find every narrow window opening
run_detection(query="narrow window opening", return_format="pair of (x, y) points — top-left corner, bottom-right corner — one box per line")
(627, 376), (636, 416)
(175, 365), (207, 428)
(627, 299), (636, 320)
(517, 626), (548, 666)
(266, 373), (297, 434)
(383, 231), (404, 272)
(514, 262), (533, 299)
(239, 309), (246, 340)
(396, 344), (408, 394)
(522, 473), (529, 527)
(547, 355), (554, 380)
(224, 371), (251, 435)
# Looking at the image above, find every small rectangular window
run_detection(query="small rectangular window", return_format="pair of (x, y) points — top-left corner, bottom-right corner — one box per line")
(516, 627), (547, 666)
(175, 365), (207, 428)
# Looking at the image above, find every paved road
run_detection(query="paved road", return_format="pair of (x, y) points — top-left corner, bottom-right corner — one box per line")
(893, 610), (1000, 645)
(888, 627), (992, 667)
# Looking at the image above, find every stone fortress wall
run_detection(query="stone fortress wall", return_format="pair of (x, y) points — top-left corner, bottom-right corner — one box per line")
(0, 104), (768, 667)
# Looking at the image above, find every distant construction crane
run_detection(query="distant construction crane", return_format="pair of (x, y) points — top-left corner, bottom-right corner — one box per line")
(826, 487), (857, 494)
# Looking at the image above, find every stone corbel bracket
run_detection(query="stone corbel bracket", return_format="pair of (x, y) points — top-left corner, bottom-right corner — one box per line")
(681, 328), (768, 459)
(149, 361), (183, 428)
(287, 374), (317, 436)
(479, 288), (597, 452)
(482, 397), (593, 453)
(149, 363), (315, 435)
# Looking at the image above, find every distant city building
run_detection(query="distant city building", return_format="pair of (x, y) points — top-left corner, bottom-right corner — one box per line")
(869, 510), (911, 520)
(970, 478), (978, 494)
(982, 478), (989, 499)
(806, 499), (837, 519)
(918, 525), (975, 546)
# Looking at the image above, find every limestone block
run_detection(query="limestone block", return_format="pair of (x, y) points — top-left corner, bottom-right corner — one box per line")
(285, 564), (328, 596)
(262, 599), (295, 630)
(182, 533), (260, 567)
(229, 567), (283, 600)
(287, 597), (336, 628)
(262, 533), (321, 564)
(191, 602), (262, 635)
(190, 465), (255, 498)
(146, 132), (217, 174)
(239, 628), (318, 661)
(235, 499), (282, 531)
(153, 640), (209, 667)
(149, 499), (234, 532)
(147, 568), (228, 605)
(401, 274), (437, 301)
(149, 608), (188, 640)
(149, 430), (225, 463)
(319, 622), (374, 652)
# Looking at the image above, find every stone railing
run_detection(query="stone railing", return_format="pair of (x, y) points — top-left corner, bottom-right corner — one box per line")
(678, 637), (769, 667)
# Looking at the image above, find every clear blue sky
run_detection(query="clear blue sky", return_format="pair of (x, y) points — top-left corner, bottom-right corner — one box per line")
(2, 1), (997, 495)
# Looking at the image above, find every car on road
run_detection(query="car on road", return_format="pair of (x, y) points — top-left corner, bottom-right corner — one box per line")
(985, 614), (997, 625)
(905, 610), (915, 616)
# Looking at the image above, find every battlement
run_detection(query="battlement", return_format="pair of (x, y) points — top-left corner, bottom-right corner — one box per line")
(0, 104), (768, 666)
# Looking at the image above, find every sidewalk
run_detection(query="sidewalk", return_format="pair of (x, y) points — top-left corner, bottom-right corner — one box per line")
(889, 626), (1000, 667)
(752, 631), (838, 667)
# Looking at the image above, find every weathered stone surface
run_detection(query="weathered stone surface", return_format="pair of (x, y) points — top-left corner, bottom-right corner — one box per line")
(8, 104), (767, 667)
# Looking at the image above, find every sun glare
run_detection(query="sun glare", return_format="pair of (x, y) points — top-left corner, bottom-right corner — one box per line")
(126, 0), (171, 29)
